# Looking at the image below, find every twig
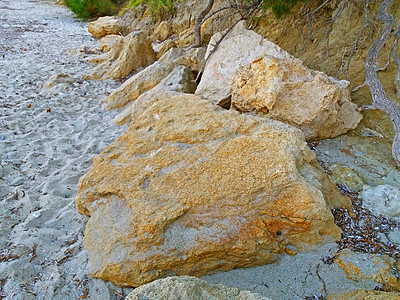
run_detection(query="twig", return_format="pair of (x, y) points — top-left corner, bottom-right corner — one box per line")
(364, 0), (400, 166)
(344, 0), (370, 80)
(322, 0), (349, 59)
(195, 2), (260, 82)
(315, 264), (327, 294)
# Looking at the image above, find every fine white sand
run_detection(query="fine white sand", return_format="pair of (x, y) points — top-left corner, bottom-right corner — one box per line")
(1, 1), (399, 299)
(0, 0), (131, 298)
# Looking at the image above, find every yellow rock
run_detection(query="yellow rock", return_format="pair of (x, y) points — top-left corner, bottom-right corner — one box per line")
(231, 57), (362, 140)
(88, 16), (121, 39)
(156, 39), (177, 59)
(153, 21), (172, 41)
(99, 34), (123, 53)
(327, 289), (400, 300)
(105, 47), (205, 110)
(85, 31), (156, 80)
(76, 94), (350, 287)
(334, 249), (400, 292)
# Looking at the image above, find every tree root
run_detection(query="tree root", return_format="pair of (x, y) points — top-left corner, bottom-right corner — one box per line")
(364, 0), (400, 166)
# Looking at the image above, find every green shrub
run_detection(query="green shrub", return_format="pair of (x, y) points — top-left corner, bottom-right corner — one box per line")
(64, 0), (124, 19)
(257, 0), (306, 18)
(125, 0), (175, 18)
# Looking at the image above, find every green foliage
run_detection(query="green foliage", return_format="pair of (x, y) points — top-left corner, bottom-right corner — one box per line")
(125, 0), (175, 18)
(64, 0), (125, 19)
(257, 0), (306, 18)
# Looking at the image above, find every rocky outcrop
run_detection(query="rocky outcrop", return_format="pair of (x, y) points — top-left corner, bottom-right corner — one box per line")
(334, 249), (400, 292)
(105, 47), (205, 110)
(88, 16), (121, 39)
(327, 290), (400, 300)
(99, 34), (123, 53)
(156, 39), (177, 59)
(195, 21), (290, 104)
(40, 73), (74, 97)
(360, 185), (400, 218)
(85, 31), (156, 80)
(113, 65), (196, 125)
(231, 57), (362, 140)
(76, 94), (350, 287)
(196, 22), (362, 140)
(126, 276), (269, 300)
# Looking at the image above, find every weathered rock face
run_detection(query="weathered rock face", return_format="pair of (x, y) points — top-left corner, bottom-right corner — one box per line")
(113, 65), (196, 125)
(196, 22), (362, 140)
(156, 39), (177, 59)
(85, 31), (156, 80)
(327, 163), (365, 193)
(88, 16), (121, 39)
(360, 185), (400, 218)
(99, 34), (123, 53)
(76, 94), (350, 287)
(40, 73), (74, 97)
(153, 21), (172, 42)
(195, 21), (291, 104)
(334, 249), (400, 292)
(126, 276), (269, 300)
(327, 290), (400, 300)
(105, 47), (205, 110)
(231, 57), (362, 140)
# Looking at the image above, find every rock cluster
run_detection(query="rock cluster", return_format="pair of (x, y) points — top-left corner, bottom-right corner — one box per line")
(85, 31), (156, 80)
(76, 94), (350, 286)
(196, 22), (362, 140)
(104, 47), (205, 124)
(88, 16), (121, 39)
(126, 276), (269, 300)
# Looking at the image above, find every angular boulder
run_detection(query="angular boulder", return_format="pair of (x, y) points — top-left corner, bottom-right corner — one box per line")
(327, 290), (400, 300)
(195, 21), (290, 104)
(113, 65), (196, 125)
(360, 185), (400, 218)
(85, 31), (156, 80)
(196, 22), (362, 140)
(156, 39), (177, 59)
(126, 276), (269, 300)
(76, 94), (350, 287)
(105, 47), (205, 110)
(231, 57), (362, 140)
(99, 34), (123, 53)
(334, 249), (400, 292)
(88, 16), (121, 39)
(40, 73), (74, 97)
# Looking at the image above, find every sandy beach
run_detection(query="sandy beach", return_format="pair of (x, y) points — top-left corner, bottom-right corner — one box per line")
(1, 0), (399, 299)
(0, 0), (132, 298)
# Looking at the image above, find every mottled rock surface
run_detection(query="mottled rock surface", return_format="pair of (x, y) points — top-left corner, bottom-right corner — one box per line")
(231, 57), (362, 140)
(105, 47), (205, 110)
(126, 276), (269, 300)
(113, 65), (196, 125)
(360, 185), (400, 218)
(327, 289), (400, 300)
(88, 16), (121, 39)
(195, 22), (289, 104)
(334, 249), (400, 292)
(196, 22), (361, 140)
(85, 31), (156, 80)
(99, 34), (123, 53)
(327, 163), (365, 192)
(40, 73), (75, 97)
(156, 39), (177, 59)
(76, 94), (350, 286)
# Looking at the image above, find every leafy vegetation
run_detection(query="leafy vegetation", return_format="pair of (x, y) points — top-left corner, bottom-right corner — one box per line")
(64, 0), (126, 19)
(257, 0), (306, 18)
(124, 0), (175, 18)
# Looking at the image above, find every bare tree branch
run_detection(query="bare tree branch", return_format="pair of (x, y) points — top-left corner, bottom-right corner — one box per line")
(364, 0), (400, 166)
(192, 0), (215, 48)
